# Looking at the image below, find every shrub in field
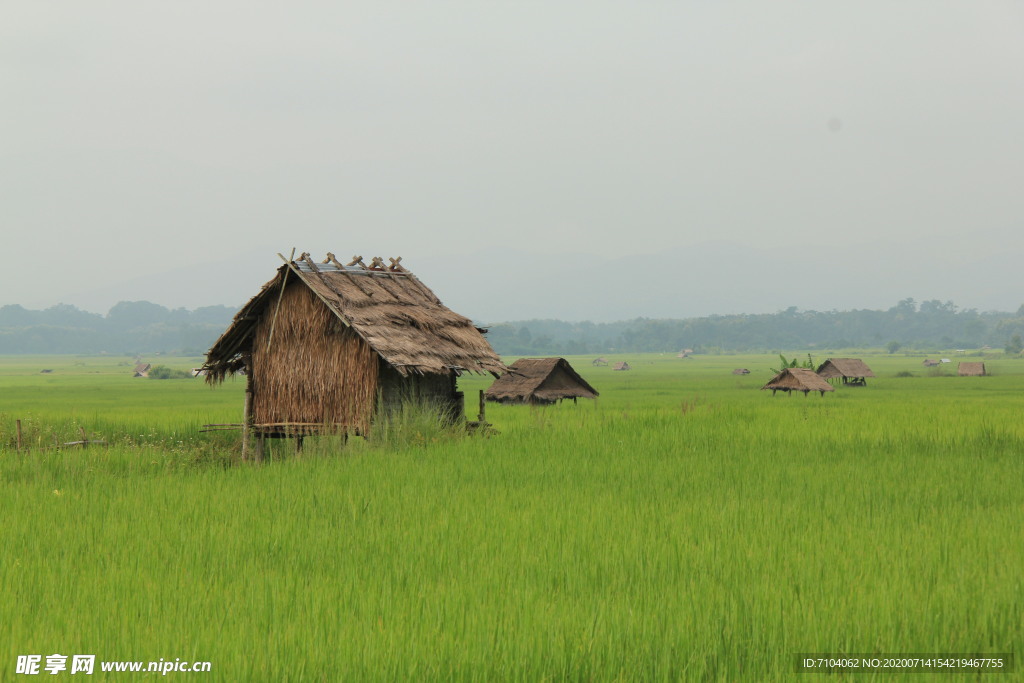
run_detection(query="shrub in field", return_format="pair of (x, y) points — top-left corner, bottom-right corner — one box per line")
(147, 365), (191, 379)
(369, 395), (464, 451)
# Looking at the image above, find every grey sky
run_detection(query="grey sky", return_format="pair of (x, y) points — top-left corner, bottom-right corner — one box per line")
(3, 2), (1023, 322)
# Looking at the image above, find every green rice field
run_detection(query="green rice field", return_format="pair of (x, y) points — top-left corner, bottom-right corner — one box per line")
(1, 352), (1021, 680)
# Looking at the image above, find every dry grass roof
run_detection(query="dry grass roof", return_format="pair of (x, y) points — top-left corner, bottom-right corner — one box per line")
(958, 362), (986, 376)
(204, 253), (507, 382)
(613, 362), (630, 371)
(485, 358), (598, 403)
(816, 358), (875, 379)
(762, 367), (835, 394)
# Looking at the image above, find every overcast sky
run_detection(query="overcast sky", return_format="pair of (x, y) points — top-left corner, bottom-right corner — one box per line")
(3, 2), (1022, 321)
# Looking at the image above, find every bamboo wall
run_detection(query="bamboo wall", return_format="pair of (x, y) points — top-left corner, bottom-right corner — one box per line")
(250, 282), (378, 433)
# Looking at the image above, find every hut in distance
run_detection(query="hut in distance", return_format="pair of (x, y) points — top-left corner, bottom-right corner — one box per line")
(613, 361), (631, 371)
(816, 358), (875, 386)
(202, 253), (507, 455)
(958, 362), (986, 376)
(762, 368), (835, 396)
(485, 358), (598, 405)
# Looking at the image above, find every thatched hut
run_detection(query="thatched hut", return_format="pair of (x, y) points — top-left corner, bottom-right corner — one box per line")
(816, 358), (876, 386)
(592, 357), (608, 367)
(133, 363), (151, 378)
(732, 368), (750, 375)
(613, 361), (631, 371)
(762, 368), (835, 396)
(485, 358), (598, 405)
(202, 253), (507, 449)
(922, 359), (940, 367)
(958, 362), (986, 377)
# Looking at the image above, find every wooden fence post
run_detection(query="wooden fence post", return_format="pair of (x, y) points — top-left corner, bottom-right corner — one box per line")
(16, 419), (22, 452)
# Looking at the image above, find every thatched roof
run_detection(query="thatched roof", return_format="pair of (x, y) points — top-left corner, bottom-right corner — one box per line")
(922, 359), (940, 367)
(732, 368), (750, 375)
(203, 253), (507, 382)
(613, 361), (630, 371)
(958, 362), (986, 376)
(816, 358), (875, 379)
(133, 363), (151, 377)
(762, 368), (835, 394)
(485, 358), (598, 404)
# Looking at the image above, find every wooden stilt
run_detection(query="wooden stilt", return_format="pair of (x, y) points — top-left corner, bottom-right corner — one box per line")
(16, 420), (22, 452)
(242, 352), (254, 461)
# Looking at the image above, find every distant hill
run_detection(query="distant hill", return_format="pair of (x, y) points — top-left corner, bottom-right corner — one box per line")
(483, 299), (1024, 356)
(2, 298), (1023, 356)
(0, 302), (236, 355)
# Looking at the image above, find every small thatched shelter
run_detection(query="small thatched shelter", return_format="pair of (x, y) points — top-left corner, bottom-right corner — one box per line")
(958, 362), (986, 376)
(485, 358), (598, 405)
(133, 363), (151, 377)
(922, 359), (940, 367)
(732, 368), (750, 375)
(202, 253), (507, 450)
(762, 368), (835, 396)
(613, 361), (631, 371)
(816, 358), (875, 386)
(592, 357), (608, 367)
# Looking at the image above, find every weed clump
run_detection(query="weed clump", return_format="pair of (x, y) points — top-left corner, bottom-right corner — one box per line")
(147, 365), (192, 380)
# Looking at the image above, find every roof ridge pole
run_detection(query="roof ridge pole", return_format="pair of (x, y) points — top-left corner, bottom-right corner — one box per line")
(327, 252), (377, 298)
(301, 253), (321, 273)
(388, 257), (442, 304)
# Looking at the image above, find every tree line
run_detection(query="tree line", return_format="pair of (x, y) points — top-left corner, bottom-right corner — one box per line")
(3, 298), (1024, 356)
(0, 301), (236, 355)
(483, 299), (1024, 356)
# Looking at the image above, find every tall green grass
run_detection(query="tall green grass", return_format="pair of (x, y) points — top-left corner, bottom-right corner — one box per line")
(1, 353), (1021, 680)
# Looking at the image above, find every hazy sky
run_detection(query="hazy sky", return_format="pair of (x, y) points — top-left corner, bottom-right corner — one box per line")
(3, 2), (1023, 321)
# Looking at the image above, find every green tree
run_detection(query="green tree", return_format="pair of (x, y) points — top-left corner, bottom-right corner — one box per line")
(1005, 334), (1023, 355)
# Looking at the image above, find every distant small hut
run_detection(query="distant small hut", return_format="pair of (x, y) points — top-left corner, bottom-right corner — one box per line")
(613, 361), (631, 371)
(922, 359), (940, 367)
(732, 368), (750, 375)
(133, 363), (151, 378)
(816, 358), (875, 386)
(762, 368), (835, 396)
(676, 349), (694, 358)
(592, 357), (608, 367)
(202, 253), (507, 456)
(485, 358), (598, 405)
(958, 362), (986, 377)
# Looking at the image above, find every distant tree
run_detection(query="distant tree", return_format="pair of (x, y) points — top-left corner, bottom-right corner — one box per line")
(106, 301), (170, 330)
(886, 341), (902, 354)
(771, 353), (815, 373)
(1005, 334), (1023, 355)
(147, 365), (191, 379)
